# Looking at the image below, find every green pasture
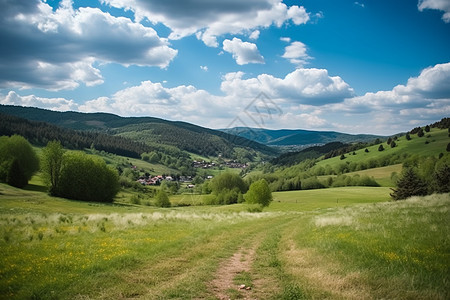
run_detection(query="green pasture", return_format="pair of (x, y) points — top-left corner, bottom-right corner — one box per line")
(316, 128), (449, 168)
(0, 179), (448, 299)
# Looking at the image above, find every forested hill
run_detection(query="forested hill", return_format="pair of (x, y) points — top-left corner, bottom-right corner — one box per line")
(221, 127), (384, 147)
(0, 105), (277, 157)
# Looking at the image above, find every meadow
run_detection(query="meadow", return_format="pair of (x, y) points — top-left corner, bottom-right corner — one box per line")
(1, 178), (449, 299)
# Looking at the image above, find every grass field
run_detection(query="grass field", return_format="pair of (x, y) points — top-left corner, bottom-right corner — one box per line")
(315, 128), (449, 169)
(1, 178), (449, 299)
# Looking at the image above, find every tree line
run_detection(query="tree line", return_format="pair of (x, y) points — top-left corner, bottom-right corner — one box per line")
(0, 135), (120, 202)
(0, 113), (151, 158)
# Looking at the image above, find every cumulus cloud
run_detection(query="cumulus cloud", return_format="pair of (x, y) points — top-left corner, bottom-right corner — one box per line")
(200, 65), (208, 71)
(3, 63), (449, 134)
(282, 41), (312, 66)
(221, 68), (354, 105)
(418, 0), (450, 22)
(329, 62), (450, 132)
(101, 0), (310, 47)
(223, 38), (265, 65)
(0, 91), (77, 111)
(0, 0), (177, 90)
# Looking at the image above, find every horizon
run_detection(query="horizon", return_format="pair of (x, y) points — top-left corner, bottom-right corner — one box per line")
(5, 103), (441, 137)
(0, 0), (449, 135)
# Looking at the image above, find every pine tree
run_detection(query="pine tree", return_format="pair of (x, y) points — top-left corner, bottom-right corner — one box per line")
(390, 168), (428, 200)
(378, 144), (384, 151)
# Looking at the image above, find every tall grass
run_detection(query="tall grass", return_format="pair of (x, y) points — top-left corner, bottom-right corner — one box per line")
(287, 193), (450, 299)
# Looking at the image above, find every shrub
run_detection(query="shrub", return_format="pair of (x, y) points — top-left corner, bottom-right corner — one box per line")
(245, 179), (273, 207)
(0, 135), (39, 188)
(301, 177), (325, 190)
(154, 189), (171, 207)
(56, 152), (120, 202)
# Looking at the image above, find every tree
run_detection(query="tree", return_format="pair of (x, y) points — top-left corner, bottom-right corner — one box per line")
(154, 189), (171, 207)
(7, 159), (28, 188)
(245, 179), (273, 207)
(210, 172), (247, 195)
(340, 154), (346, 160)
(447, 143), (450, 152)
(56, 152), (119, 202)
(365, 148), (369, 153)
(425, 125), (430, 132)
(433, 164), (450, 193)
(390, 168), (428, 200)
(390, 141), (396, 148)
(0, 135), (39, 187)
(417, 128), (424, 137)
(387, 137), (392, 145)
(405, 133), (411, 141)
(209, 172), (247, 205)
(378, 144), (384, 151)
(41, 141), (65, 195)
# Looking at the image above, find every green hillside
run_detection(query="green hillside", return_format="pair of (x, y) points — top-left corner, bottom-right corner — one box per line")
(0, 105), (277, 158)
(315, 127), (449, 169)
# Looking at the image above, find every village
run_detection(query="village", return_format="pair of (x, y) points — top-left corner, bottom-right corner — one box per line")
(135, 159), (248, 186)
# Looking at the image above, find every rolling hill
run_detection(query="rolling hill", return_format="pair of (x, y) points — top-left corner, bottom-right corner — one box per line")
(0, 105), (277, 158)
(221, 127), (385, 147)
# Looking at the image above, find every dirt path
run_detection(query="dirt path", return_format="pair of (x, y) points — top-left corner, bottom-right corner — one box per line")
(209, 244), (258, 300)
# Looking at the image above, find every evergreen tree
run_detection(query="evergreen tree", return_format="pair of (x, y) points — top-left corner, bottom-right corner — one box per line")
(425, 125), (430, 132)
(405, 133), (411, 141)
(390, 168), (428, 200)
(390, 141), (396, 148)
(433, 164), (450, 193)
(378, 144), (384, 151)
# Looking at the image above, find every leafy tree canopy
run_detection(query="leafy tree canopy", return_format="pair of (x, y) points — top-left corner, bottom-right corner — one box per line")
(245, 179), (273, 207)
(0, 135), (39, 188)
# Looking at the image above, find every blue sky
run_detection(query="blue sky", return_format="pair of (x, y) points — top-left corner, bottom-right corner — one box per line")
(1, 0), (449, 135)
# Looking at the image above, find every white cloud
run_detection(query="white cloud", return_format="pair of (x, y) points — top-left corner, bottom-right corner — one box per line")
(280, 37), (291, 43)
(200, 65), (208, 71)
(3, 63), (449, 135)
(221, 68), (354, 105)
(418, 0), (450, 22)
(354, 2), (365, 8)
(282, 41), (312, 66)
(328, 62), (450, 133)
(101, 0), (310, 47)
(223, 38), (265, 65)
(249, 30), (260, 40)
(0, 0), (177, 90)
(0, 91), (77, 111)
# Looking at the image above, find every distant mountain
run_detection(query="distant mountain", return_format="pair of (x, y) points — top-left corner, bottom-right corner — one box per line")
(0, 105), (278, 157)
(221, 127), (385, 147)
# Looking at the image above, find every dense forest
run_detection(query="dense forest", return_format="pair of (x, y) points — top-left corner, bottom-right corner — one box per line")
(0, 113), (150, 158)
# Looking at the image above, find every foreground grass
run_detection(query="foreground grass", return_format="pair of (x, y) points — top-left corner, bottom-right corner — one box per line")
(0, 182), (448, 299)
(281, 193), (450, 299)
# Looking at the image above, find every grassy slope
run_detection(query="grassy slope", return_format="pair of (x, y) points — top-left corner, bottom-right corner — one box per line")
(1, 176), (448, 299)
(316, 128), (449, 169)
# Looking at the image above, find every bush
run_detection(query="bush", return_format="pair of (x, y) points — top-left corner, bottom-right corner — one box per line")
(0, 135), (39, 188)
(56, 152), (120, 202)
(245, 179), (273, 207)
(301, 177), (325, 190)
(154, 189), (171, 207)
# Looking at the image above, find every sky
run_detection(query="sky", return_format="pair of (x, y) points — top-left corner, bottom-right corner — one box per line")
(1, 0), (450, 135)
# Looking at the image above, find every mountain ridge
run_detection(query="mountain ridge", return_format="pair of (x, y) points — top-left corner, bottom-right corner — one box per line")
(221, 127), (386, 147)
